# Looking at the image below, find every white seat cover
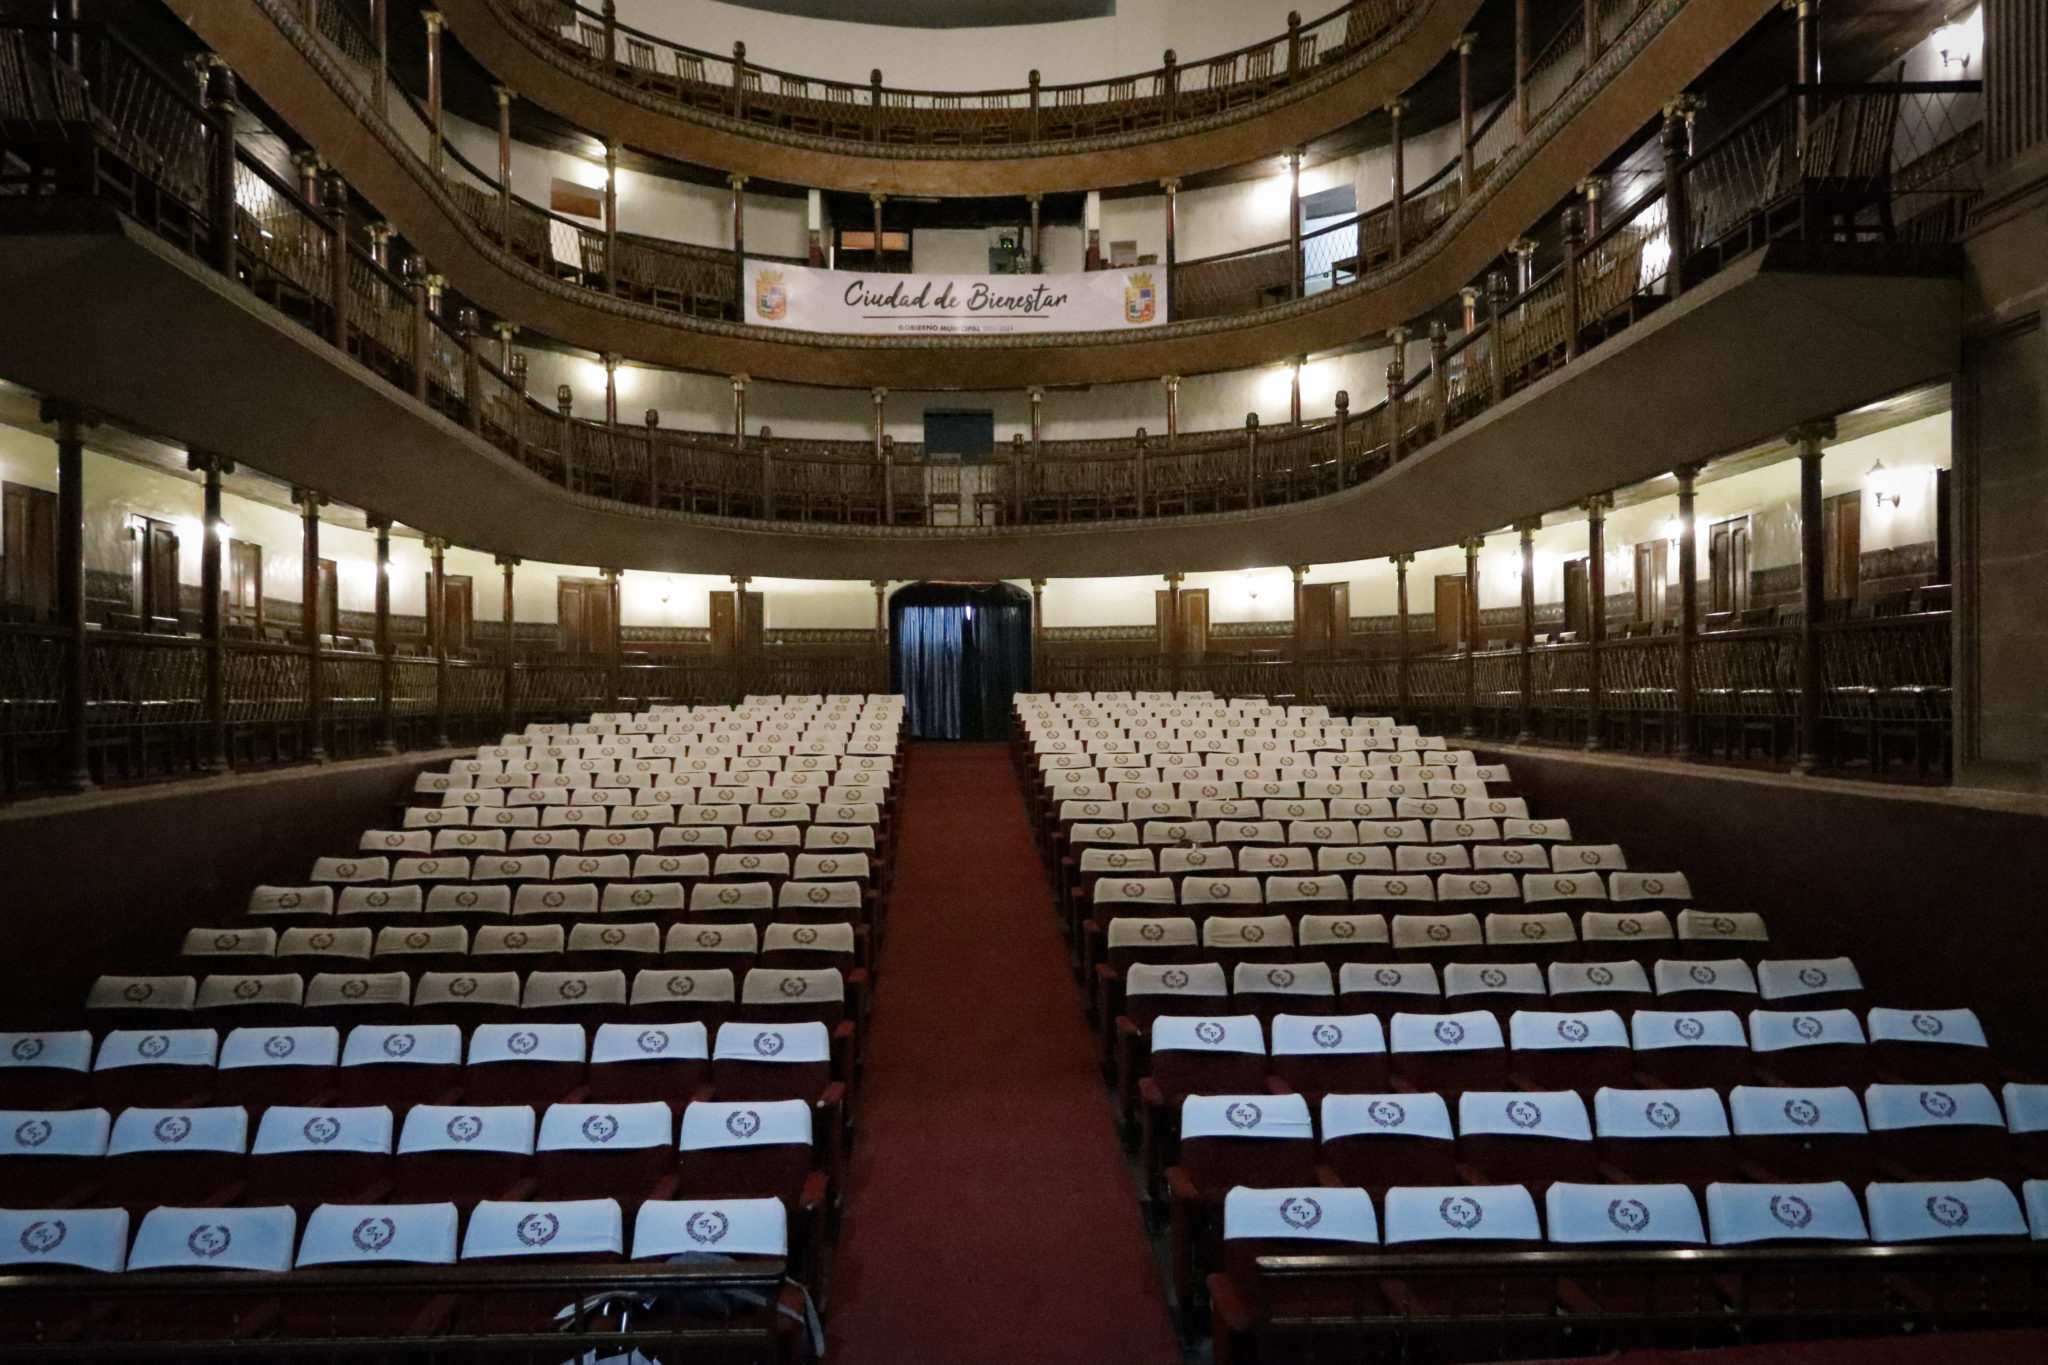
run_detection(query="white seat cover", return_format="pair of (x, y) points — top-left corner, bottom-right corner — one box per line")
(1268, 1012), (1382, 1057)
(1459, 1090), (1593, 1141)
(1867, 1179), (2027, 1242)
(196, 974), (306, 1010)
(1182, 877), (1264, 908)
(1582, 911), (1674, 944)
(1222, 1187), (1378, 1245)
(423, 886), (505, 916)
(1864, 1083), (2006, 1132)
(1728, 1086), (1868, 1136)
(253, 1106), (395, 1155)
(1298, 914), (1390, 948)
(1151, 1015), (1265, 1055)
(693, 883), (774, 915)
(1522, 874), (1604, 903)
(1593, 1088), (1730, 1138)
(2025, 1180), (2048, 1239)
(2003, 1084), (2048, 1135)
(539, 1102), (674, 1151)
(94, 1028), (218, 1072)
(1233, 962), (1333, 997)
(1390, 1010), (1504, 1053)
(469, 1024), (587, 1066)
(742, 968), (846, 1006)
(713, 1021), (832, 1064)
(397, 1105), (537, 1155)
(462, 1198), (623, 1258)
(474, 924), (565, 957)
(1444, 963), (1545, 999)
(569, 922), (661, 955)
(1, 1107), (110, 1157)
(1757, 958), (1863, 1001)
(593, 1021), (710, 1064)
(1438, 874), (1519, 901)
(1202, 916), (1292, 951)
(182, 927), (277, 957)
(1321, 1091), (1453, 1141)
(1338, 963), (1439, 998)
(1748, 1009), (1866, 1052)
(1266, 876), (1349, 905)
(342, 1024), (463, 1068)
(412, 972), (520, 1009)
(0, 1031), (92, 1074)
(1654, 959), (1758, 997)
(1125, 963), (1228, 998)
(298, 1202), (459, 1266)
(1383, 1185), (1541, 1243)
(1705, 1181), (1867, 1243)
(1508, 1011), (1628, 1051)
(1390, 914), (1481, 950)
(679, 1100), (811, 1151)
(219, 1026), (340, 1071)
(1549, 961), (1651, 997)
(1631, 1010), (1748, 1051)
(128, 1205), (295, 1271)
(1180, 1093), (1313, 1141)
(634, 1197), (787, 1258)
(1546, 1182), (1705, 1244)
(1866, 1007), (1988, 1049)
(1676, 910), (1769, 943)
(0, 1206), (128, 1271)
(1105, 917), (1198, 950)
(1609, 871), (1691, 900)
(1484, 912), (1577, 947)
(664, 923), (759, 956)
(1080, 848), (1155, 875)
(87, 976), (196, 1011)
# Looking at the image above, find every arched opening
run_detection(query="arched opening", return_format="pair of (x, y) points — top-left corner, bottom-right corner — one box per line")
(889, 581), (1033, 741)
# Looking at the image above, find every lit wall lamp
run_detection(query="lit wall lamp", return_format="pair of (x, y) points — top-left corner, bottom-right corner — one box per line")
(1868, 458), (1902, 508)
(1936, 24), (1971, 72)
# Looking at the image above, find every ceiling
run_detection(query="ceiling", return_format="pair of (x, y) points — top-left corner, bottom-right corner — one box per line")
(714, 0), (1114, 25)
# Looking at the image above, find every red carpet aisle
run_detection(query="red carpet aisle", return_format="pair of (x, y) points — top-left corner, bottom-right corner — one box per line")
(825, 743), (1183, 1365)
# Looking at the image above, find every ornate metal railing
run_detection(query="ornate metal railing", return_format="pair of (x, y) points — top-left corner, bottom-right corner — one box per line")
(488, 0), (1423, 155)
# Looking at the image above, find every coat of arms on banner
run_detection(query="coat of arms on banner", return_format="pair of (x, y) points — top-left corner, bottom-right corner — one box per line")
(755, 268), (787, 321)
(1124, 272), (1155, 324)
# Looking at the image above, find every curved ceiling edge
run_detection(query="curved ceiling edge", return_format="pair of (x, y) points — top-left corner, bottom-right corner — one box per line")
(189, 0), (1770, 389)
(436, 0), (1486, 197)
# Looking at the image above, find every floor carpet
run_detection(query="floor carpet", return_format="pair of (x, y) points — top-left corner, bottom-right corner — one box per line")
(823, 741), (1184, 1365)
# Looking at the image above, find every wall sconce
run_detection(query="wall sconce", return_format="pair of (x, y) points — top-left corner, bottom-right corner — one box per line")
(1936, 24), (1971, 71)
(1868, 458), (1902, 508)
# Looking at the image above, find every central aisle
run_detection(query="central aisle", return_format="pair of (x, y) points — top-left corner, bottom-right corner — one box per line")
(825, 742), (1183, 1365)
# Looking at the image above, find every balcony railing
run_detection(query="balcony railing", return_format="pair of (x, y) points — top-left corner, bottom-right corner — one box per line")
(486, 0), (1424, 155)
(0, 18), (1984, 537)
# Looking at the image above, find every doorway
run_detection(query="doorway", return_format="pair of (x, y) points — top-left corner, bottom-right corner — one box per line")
(890, 581), (1032, 741)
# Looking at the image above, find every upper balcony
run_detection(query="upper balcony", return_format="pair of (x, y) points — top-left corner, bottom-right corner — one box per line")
(434, 0), (1483, 196)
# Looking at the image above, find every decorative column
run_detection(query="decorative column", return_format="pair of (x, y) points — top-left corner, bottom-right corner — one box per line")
(1584, 0), (1601, 70)
(1161, 375), (1179, 444)
(1388, 99), (1407, 260)
(1674, 463), (1701, 760)
(1486, 272), (1508, 404)
(1513, 0), (1529, 137)
(422, 9), (445, 175)
(1287, 149), (1304, 300)
(871, 580), (889, 689)
(370, 515), (396, 754)
(1516, 518), (1539, 743)
(371, 0), (389, 112)
(1030, 578), (1046, 690)
(1460, 284), (1481, 335)
(1333, 389), (1352, 487)
(731, 374), (749, 446)
(427, 536), (450, 748)
(604, 568), (624, 709)
(869, 192), (886, 269)
(1028, 386), (1044, 445)
(1290, 564), (1308, 700)
(1792, 419), (1836, 773)
(871, 388), (888, 522)
(1662, 102), (1695, 297)
(497, 554), (519, 736)
(1161, 178), (1179, 319)
(1290, 357), (1304, 426)
(1163, 570), (1184, 692)
(494, 85), (514, 244)
(1134, 429), (1150, 517)
(48, 402), (93, 790)
(1456, 33), (1476, 197)
(1578, 175), (1604, 237)
(1562, 205), (1584, 360)
(806, 189), (824, 266)
(189, 451), (234, 773)
(1791, 0), (1819, 140)
(1428, 321), (1449, 440)
(1027, 193), (1043, 273)
(1510, 237), (1539, 297)
(1461, 536), (1483, 738)
(1084, 190), (1102, 269)
(1583, 494), (1609, 750)
(1393, 553), (1413, 716)
(204, 60), (238, 277)
(727, 573), (750, 701)
(295, 486), (328, 763)
(730, 172), (747, 262)
(1385, 329), (1408, 461)
(881, 437), (896, 524)
(602, 141), (619, 295)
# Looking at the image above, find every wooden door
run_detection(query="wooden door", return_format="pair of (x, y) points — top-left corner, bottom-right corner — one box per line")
(1823, 491), (1861, 604)
(558, 578), (613, 655)
(444, 576), (474, 654)
(738, 590), (764, 658)
(1, 483), (57, 620)
(228, 539), (262, 629)
(1155, 589), (1175, 656)
(1297, 582), (1349, 658)
(1179, 588), (1209, 661)
(708, 589), (736, 656)
(317, 559), (339, 639)
(1562, 558), (1589, 638)
(1434, 574), (1466, 649)
(1634, 540), (1669, 624)
(140, 517), (180, 627)
(1709, 517), (1750, 614)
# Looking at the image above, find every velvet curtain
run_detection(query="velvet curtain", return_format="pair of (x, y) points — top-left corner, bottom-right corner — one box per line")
(891, 582), (1033, 740)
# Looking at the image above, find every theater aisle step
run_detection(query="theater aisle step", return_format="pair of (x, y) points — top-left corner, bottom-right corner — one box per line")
(825, 742), (1182, 1365)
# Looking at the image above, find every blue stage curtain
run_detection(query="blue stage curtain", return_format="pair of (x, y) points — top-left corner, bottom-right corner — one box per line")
(898, 603), (966, 739)
(891, 583), (1033, 740)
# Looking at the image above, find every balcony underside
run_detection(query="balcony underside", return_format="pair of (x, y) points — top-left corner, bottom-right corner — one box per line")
(430, 0), (1486, 197)
(0, 216), (1957, 579)
(179, 0), (1778, 389)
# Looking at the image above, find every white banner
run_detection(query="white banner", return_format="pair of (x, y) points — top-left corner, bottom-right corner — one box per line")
(742, 260), (1166, 336)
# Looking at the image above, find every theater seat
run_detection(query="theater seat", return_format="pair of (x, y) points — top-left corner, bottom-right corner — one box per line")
(290, 1202), (460, 1336)
(536, 1101), (676, 1203)
(1864, 1082), (2014, 1181)
(1592, 1087), (1737, 1188)
(465, 1022), (589, 1106)
(0, 1031), (94, 1109)
(1319, 1092), (1459, 1195)
(458, 1198), (625, 1331)
(1166, 1094), (1318, 1305)
(101, 1106), (249, 1217)
(1379, 1184), (1548, 1325)
(245, 1105), (394, 1215)
(1507, 1010), (1633, 1092)
(1208, 1185), (1382, 1353)
(711, 1021), (836, 1104)
(1729, 1085), (1876, 1185)
(1629, 1009), (1752, 1090)
(213, 1025), (339, 1108)
(1389, 1010), (1508, 1096)
(1868, 1008), (2000, 1085)
(1704, 1180), (1867, 1245)
(336, 1023), (464, 1108)
(1456, 1090), (1598, 1190)
(1749, 1009), (1870, 1088)
(586, 1021), (712, 1104)
(1268, 1013), (1387, 1103)
(0, 1107), (109, 1209)
(393, 1104), (536, 1209)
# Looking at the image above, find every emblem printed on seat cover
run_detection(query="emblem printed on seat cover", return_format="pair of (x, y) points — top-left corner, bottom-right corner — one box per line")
(303, 1114), (342, 1144)
(153, 1115), (192, 1144)
(1784, 1097), (1822, 1126)
(1586, 966), (1615, 987)
(1645, 1100), (1681, 1129)
(507, 1031), (540, 1055)
(1791, 1015), (1824, 1040)
(1224, 1101), (1262, 1130)
(1279, 1195), (1323, 1230)
(1194, 1021), (1225, 1045)
(1505, 1099), (1543, 1129)
(1311, 1023), (1342, 1048)
(1557, 1018), (1590, 1043)
(1479, 968), (1507, 989)
(1927, 1194), (1970, 1228)
(558, 978), (588, 1000)
(1439, 1196), (1483, 1230)
(753, 1032), (785, 1057)
(1689, 964), (1716, 984)
(1919, 1090), (1958, 1119)
(638, 1030), (670, 1053)
(1911, 1013), (1944, 1037)
(516, 1212), (559, 1247)
(1608, 1198), (1652, 1233)
(1162, 969), (1191, 990)
(582, 1114), (619, 1144)
(1433, 1019), (1466, 1045)
(687, 1210), (730, 1244)
(187, 1224), (232, 1258)
(725, 1110), (762, 1140)
(1769, 1195), (1813, 1229)
(13, 1119), (52, 1148)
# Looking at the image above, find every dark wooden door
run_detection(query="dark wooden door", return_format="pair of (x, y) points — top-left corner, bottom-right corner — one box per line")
(317, 559), (339, 639)
(1434, 574), (1467, 649)
(558, 578), (613, 655)
(1179, 588), (1209, 661)
(1823, 491), (1861, 604)
(139, 517), (180, 628)
(1562, 558), (1589, 638)
(1634, 540), (1669, 625)
(1, 483), (57, 620)
(228, 539), (262, 629)
(1709, 518), (1751, 614)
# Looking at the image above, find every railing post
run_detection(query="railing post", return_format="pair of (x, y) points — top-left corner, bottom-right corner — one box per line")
(457, 307), (482, 432)
(729, 172), (748, 315)
(1428, 321), (1449, 439)
(1393, 551), (1413, 716)
(1461, 534), (1483, 738)
(1790, 0), (1817, 142)
(1513, 0), (1529, 138)
(204, 59), (238, 277)
(1010, 433), (1026, 523)
(869, 69), (883, 143)
(871, 580), (890, 689)
(1244, 412), (1259, 507)
(757, 420), (774, 520)
(1385, 327), (1408, 463)
(1029, 69), (1041, 142)
(295, 486), (328, 763)
(1290, 564), (1308, 701)
(495, 86), (515, 244)
(1387, 98), (1407, 260)
(1029, 578), (1045, 690)
(427, 536), (450, 748)
(881, 435), (896, 524)
(45, 401), (94, 791)
(497, 554), (519, 737)
(728, 573), (749, 702)
(1027, 193), (1043, 274)
(368, 221), (393, 271)
(603, 140), (619, 295)
(1562, 203), (1584, 361)
(405, 255), (429, 401)
(1583, 0), (1600, 73)
(604, 567), (623, 708)
(1333, 389), (1351, 488)
(422, 9), (445, 176)
(1674, 462), (1700, 759)
(1662, 103), (1693, 297)
(1162, 50), (1178, 122)
(601, 0), (617, 64)
(1164, 571), (1184, 693)
(1134, 428), (1149, 517)
(1584, 493), (1608, 749)
(371, 0), (389, 113)
(871, 386), (888, 522)
(1287, 11), (1302, 77)
(1580, 174), (1604, 237)
(1161, 178), (1179, 320)
(1287, 149), (1303, 299)
(732, 42), (747, 121)
(1486, 271), (1507, 405)
(557, 384), (576, 491)
(1791, 419), (1835, 773)
(190, 451), (234, 773)
(370, 515), (395, 754)
(1516, 517), (1539, 743)
(869, 192), (887, 270)
(1456, 33), (1476, 197)
(1162, 374), (1180, 445)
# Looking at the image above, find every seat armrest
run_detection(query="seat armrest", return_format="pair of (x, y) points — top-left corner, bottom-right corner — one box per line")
(1595, 1160), (1637, 1185)
(1207, 1273), (1258, 1352)
(1266, 1075), (1294, 1095)
(1164, 1165), (1201, 1204)
(1452, 1162), (1491, 1185)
